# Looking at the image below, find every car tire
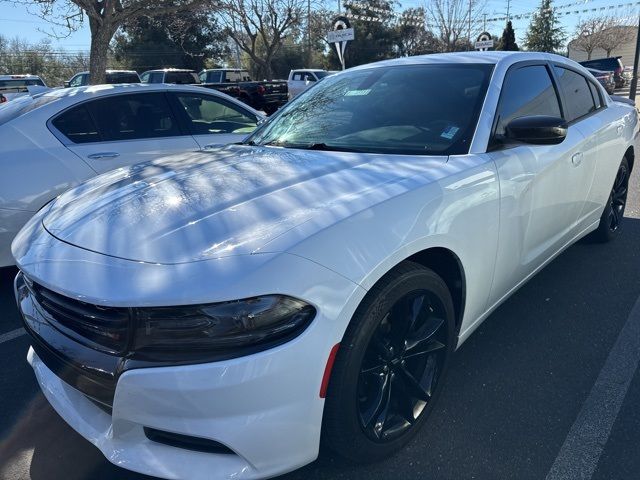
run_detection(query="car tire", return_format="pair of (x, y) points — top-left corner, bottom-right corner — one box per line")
(590, 157), (630, 243)
(322, 261), (455, 463)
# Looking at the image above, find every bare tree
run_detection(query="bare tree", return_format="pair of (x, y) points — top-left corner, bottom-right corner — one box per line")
(598, 20), (635, 57)
(395, 8), (440, 56)
(3, 0), (215, 84)
(426, 0), (484, 52)
(218, 0), (305, 79)
(572, 16), (608, 60)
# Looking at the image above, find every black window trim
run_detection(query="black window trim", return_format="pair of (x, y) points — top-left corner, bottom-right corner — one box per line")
(489, 60), (564, 150)
(166, 90), (259, 137)
(550, 61), (607, 126)
(47, 90), (191, 146)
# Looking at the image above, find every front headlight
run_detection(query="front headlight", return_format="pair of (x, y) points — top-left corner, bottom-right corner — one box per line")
(131, 295), (316, 362)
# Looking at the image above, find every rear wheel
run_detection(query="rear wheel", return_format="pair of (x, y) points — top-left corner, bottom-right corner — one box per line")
(322, 262), (455, 462)
(591, 157), (630, 243)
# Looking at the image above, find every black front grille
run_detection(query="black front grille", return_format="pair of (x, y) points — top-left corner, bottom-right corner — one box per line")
(28, 280), (130, 354)
(16, 273), (121, 408)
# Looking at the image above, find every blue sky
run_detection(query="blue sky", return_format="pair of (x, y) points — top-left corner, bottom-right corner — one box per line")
(0, 0), (637, 51)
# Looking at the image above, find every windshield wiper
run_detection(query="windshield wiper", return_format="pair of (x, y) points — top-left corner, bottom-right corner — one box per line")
(296, 142), (364, 153)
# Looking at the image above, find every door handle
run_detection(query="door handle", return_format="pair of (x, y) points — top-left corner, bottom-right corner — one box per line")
(87, 152), (120, 159)
(571, 152), (583, 166)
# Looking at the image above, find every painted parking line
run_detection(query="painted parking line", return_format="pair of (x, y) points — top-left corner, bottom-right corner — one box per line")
(0, 328), (25, 345)
(546, 295), (640, 480)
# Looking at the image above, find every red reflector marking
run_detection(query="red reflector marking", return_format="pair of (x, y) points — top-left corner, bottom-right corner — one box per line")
(320, 343), (340, 398)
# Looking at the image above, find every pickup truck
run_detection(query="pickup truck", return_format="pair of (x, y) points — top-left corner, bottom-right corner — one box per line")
(198, 68), (288, 115)
(287, 69), (336, 99)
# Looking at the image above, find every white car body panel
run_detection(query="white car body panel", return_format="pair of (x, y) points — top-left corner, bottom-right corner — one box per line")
(64, 135), (202, 173)
(0, 83), (262, 266)
(11, 52), (639, 479)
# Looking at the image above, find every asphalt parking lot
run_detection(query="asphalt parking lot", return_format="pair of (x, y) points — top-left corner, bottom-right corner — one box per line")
(1, 162), (639, 480)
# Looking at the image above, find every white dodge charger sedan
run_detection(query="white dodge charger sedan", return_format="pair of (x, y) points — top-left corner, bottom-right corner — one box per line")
(12, 52), (637, 479)
(0, 83), (262, 267)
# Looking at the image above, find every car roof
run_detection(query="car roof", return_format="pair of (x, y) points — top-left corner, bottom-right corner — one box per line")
(143, 68), (196, 73)
(350, 51), (579, 70)
(75, 70), (138, 75)
(6, 83), (261, 120)
(0, 74), (42, 80)
(201, 68), (247, 72)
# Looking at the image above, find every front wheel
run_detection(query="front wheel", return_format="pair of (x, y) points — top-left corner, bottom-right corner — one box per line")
(322, 262), (455, 462)
(591, 157), (630, 243)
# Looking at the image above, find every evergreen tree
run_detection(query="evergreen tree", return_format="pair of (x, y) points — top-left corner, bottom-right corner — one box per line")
(112, 11), (229, 72)
(524, 0), (565, 53)
(498, 21), (519, 51)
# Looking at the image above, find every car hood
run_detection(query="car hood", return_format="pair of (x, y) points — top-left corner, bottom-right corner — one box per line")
(42, 145), (445, 264)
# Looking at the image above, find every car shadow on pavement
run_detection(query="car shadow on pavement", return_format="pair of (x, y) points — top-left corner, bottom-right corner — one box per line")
(1, 218), (640, 480)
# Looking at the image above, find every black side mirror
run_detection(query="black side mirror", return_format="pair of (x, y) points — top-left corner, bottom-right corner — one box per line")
(63, 81), (70, 88)
(505, 115), (568, 145)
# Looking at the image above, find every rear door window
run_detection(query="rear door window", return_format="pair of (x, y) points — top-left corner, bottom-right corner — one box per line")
(85, 93), (181, 141)
(205, 71), (222, 83)
(51, 105), (101, 143)
(554, 66), (597, 121)
(149, 72), (164, 83)
(494, 64), (562, 137)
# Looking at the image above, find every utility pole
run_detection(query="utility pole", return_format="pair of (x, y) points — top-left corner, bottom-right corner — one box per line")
(307, 0), (312, 67)
(468, 0), (472, 49)
(483, 13), (487, 31)
(630, 14), (640, 100)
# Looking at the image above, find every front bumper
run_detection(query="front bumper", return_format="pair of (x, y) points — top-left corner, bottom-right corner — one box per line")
(24, 313), (331, 480)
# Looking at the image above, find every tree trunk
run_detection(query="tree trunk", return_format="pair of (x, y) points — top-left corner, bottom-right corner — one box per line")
(88, 17), (117, 85)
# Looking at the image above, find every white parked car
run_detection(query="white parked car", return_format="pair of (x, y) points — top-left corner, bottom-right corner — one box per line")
(287, 68), (336, 99)
(13, 52), (637, 480)
(0, 74), (48, 102)
(0, 83), (263, 267)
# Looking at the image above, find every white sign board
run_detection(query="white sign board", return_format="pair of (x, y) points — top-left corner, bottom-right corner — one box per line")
(475, 39), (494, 50)
(328, 28), (355, 43)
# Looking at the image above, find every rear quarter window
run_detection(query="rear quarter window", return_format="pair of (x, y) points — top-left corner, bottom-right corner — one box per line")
(51, 105), (101, 143)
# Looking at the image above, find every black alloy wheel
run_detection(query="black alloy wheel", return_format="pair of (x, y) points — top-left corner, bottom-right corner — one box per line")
(591, 157), (630, 243)
(358, 291), (447, 442)
(322, 262), (455, 462)
(607, 161), (629, 232)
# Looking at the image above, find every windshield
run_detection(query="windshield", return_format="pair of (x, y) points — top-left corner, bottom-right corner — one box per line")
(247, 63), (493, 155)
(315, 71), (331, 79)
